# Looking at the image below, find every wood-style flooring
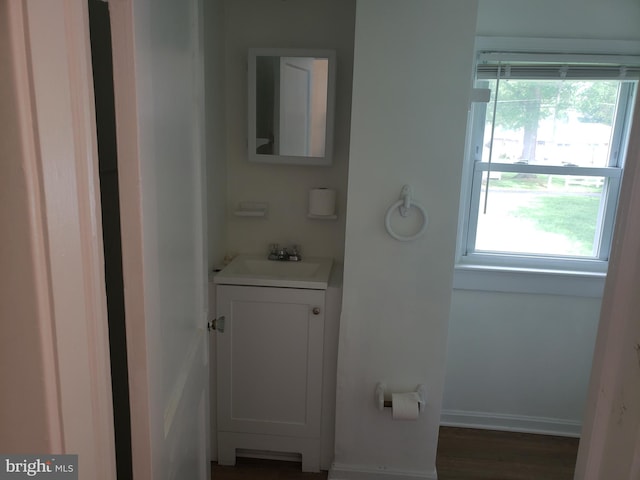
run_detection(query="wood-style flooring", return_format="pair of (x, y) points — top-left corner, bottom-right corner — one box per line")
(211, 427), (579, 479)
(436, 427), (579, 480)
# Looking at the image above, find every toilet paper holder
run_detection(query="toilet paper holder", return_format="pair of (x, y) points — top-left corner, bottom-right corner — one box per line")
(375, 382), (427, 412)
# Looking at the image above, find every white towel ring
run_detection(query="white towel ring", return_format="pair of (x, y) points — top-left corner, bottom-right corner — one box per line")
(385, 186), (428, 242)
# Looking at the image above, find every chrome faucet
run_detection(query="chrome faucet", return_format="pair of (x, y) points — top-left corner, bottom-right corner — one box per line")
(288, 245), (301, 262)
(268, 243), (280, 260)
(267, 244), (302, 262)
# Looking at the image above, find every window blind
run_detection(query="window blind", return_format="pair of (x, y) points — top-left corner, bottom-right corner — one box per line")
(477, 52), (640, 80)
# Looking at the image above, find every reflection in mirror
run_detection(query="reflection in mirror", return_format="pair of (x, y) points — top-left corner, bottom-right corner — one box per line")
(256, 56), (328, 157)
(249, 49), (336, 166)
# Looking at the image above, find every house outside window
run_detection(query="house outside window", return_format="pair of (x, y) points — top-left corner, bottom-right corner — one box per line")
(456, 43), (639, 295)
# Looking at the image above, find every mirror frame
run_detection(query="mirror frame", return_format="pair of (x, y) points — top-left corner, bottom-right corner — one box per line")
(248, 48), (337, 166)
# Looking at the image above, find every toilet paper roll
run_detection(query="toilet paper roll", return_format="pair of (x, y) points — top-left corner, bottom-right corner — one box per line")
(391, 392), (420, 420)
(308, 188), (336, 217)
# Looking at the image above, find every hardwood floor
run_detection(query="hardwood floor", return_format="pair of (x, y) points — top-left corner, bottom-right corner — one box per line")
(211, 427), (579, 480)
(436, 427), (579, 480)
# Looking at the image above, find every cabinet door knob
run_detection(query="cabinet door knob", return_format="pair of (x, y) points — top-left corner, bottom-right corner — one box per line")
(312, 307), (321, 315)
(208, 316), (225, 333)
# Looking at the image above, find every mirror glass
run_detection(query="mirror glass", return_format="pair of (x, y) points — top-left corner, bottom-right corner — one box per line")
(248, 49), (336, 166)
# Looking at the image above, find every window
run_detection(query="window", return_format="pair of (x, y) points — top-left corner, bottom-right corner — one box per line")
(459, 52), (639, 276)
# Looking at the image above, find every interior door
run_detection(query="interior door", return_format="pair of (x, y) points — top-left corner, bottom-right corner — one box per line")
(109, 0), (209, 479)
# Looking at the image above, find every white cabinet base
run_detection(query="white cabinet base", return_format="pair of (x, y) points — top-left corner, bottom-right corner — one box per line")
(216, 285), (326, 473)
(217, 431), (321, 472)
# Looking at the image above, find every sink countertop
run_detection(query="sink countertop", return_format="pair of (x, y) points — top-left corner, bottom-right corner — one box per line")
(213, 254), (334, 290)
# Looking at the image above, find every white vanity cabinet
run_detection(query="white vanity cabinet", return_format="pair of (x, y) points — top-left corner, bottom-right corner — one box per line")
(215, 285), (326, 472)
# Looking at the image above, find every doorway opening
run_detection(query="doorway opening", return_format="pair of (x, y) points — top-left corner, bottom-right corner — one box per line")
(88, 1), (132, 478)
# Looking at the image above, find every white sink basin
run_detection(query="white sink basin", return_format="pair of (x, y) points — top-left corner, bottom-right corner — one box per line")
(214, 254), (333, 290)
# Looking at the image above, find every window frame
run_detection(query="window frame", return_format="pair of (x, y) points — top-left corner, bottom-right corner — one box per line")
(454, 38), (640, 296)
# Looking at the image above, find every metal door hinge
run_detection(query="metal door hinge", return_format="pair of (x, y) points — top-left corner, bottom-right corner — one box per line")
(207, 316), (225, 333)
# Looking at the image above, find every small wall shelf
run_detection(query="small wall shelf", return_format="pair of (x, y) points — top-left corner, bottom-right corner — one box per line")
(234, 202), (268, 217)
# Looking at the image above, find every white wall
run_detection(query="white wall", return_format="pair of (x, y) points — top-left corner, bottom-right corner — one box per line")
(477, 0), (640, 40)
(444, 0), (640, 436)
(331, 2), (477, 479)
(444, 292), (601, 435)
(223, 0), (356, 262)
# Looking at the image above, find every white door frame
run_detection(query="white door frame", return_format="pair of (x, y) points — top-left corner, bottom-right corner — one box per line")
(573, 96), (640, 478)
(4, 1), (116, 477)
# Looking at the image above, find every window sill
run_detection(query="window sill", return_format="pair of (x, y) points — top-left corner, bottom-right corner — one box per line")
(453, 263), (606, 298)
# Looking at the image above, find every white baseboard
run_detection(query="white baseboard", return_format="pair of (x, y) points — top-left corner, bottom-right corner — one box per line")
(440, 409), (581, 437)
(329, 463), (437, 480)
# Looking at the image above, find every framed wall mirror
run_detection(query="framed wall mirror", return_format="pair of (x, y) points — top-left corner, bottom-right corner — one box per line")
(248, 48), (337, 166)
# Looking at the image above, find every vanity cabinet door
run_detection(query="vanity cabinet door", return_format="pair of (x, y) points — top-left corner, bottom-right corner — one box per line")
(216, 285), (325, 439)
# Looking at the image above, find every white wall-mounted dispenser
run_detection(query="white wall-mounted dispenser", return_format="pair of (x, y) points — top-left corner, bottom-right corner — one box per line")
(375, 382), (426, 421)
(308, 187), (337, 219)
